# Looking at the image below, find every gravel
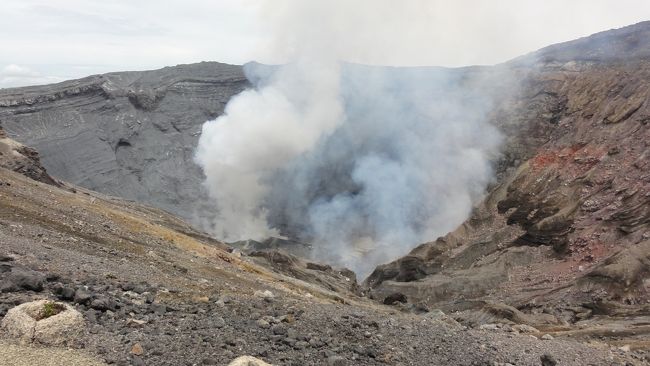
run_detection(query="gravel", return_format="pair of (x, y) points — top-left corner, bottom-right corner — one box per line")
(0, 340), (106, 366)
(0, 168), (645, 366)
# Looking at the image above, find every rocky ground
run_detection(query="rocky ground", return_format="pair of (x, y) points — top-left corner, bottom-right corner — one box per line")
(0, 340), (106, 366)
(0, 131), (647, 365)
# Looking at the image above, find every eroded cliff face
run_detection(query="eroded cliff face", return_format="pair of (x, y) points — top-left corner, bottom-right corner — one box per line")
(365, 23), (650, 337)
(0, 62), (247, 226)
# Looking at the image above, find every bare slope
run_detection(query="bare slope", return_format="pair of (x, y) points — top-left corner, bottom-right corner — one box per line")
(0, 127), (641, 366)
(0, 62), (247, 227)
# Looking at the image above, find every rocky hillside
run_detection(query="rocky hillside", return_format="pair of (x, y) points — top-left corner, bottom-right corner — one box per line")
(2, 128), (641, 365)
(0, 62), (247, 226)
(366, 21), (650, 348)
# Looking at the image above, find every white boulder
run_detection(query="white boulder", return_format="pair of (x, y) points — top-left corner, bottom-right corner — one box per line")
(1, 300), (85, 347)
(228, 355), (273, 366)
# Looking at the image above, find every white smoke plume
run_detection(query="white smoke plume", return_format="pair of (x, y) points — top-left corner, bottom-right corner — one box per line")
(196, 1), (506, 276)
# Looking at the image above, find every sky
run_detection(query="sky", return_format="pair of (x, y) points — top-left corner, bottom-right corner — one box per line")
(1, 0), (650, 88)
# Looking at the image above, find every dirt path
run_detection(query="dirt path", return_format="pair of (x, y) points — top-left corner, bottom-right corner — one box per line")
(0, 340), (107, 366)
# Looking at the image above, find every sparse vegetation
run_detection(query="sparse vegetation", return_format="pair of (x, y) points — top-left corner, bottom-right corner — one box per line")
(37, 301), (65, 320)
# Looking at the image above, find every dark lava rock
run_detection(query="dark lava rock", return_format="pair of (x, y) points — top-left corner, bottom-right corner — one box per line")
(271, 324), (287, 335)
(0, 304), (9, 317)
(132, 284), (148, 294)
(121, 282), (136, 292)
(214, 316), (226, 328)
(0, 255), (14, 262)
(541, 353), (557, 366)
(306, 262), (332, 271)
(0, 269), (45, 292)
(383, 292), (408, 305)
(90, 296), (117, 311)
(327, 355), (347, 366)
(294, 341), (309, 350)
(151, 303), (167, 315)
(73, 288), (92, 304)
(53, 284), (76, 300)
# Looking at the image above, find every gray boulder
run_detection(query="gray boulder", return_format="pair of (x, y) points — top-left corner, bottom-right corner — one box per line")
(0, 269), (45, 292)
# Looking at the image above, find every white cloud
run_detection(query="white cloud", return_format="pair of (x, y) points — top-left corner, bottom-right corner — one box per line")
(2, 64), (39, 77)
(1, 0), (650, 87)
(0, 64), (65, 88)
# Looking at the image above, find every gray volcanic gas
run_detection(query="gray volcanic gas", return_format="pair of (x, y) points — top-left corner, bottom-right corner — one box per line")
(194, 2), (506, 275)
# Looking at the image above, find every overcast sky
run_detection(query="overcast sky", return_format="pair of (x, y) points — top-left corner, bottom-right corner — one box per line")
(2, 0), (650, 88)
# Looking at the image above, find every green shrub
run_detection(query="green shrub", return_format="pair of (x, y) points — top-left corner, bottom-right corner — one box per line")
(37, 302), (66, 320)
